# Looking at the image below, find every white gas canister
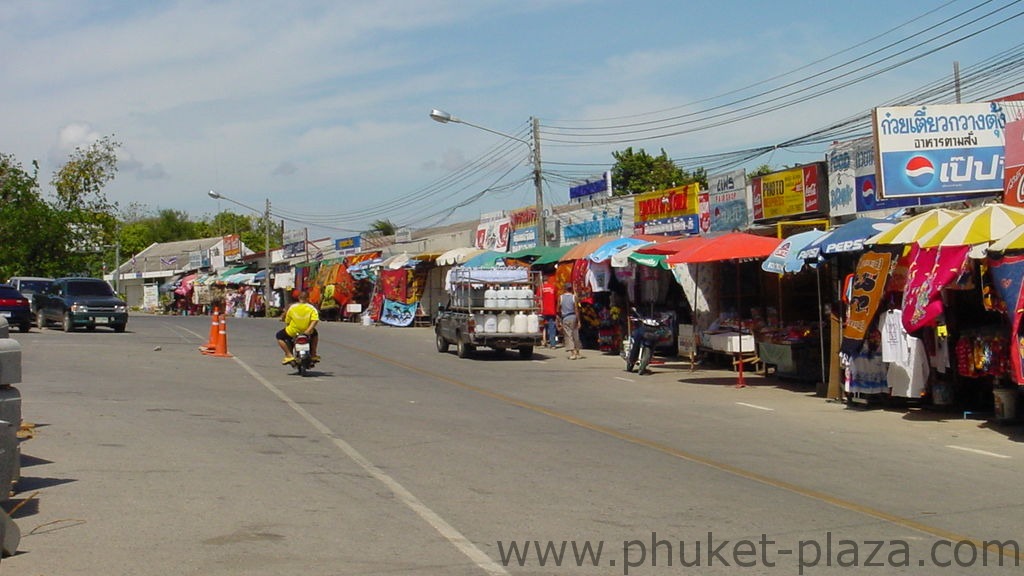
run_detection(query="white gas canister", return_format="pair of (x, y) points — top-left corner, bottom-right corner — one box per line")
(513, 311), (529, 333)
(526, 311), (540, 333)
(496, 311), (512, 333)
(484, 286), (497, 309)
(483, 313), (498, 333)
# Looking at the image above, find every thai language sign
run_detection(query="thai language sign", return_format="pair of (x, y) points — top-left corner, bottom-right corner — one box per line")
(874, 102), (1006, 199)
(475, 216), (511, 252)
(699, 169), (748, 232)
(222, 234), (241, 260)
(632, 184), (699, 235)
(334, 235), (361, 255)
(829, 137), (975, 213)
(509, 206), (539, 251)
(751, 163), (823, 221)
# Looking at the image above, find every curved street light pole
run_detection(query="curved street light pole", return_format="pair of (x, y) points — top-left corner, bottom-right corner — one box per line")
(430, 109), (546, 247)
(208, 190), (273, 311)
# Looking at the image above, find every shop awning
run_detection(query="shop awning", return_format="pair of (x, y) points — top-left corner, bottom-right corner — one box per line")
(667, 232), (781, 264)
(761, 229), (826, 274)
(635, 234), (706, 256)
(436, 247), (485, 266)
(558, 235), (621, 262)
(587, 237), (652, 263)
(461, 250), (507, 268)
(801, 217), (894, 260)
(507, 245), (571, 265)
(918, 203), (1024, 249)
(414, 250), (444, 262)
(218, 265), (249, 280)
(627, 252), (668, 269)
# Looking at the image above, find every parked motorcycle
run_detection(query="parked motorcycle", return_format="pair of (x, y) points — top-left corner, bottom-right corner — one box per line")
(623, 308), (671, 375)
(288, 333), (317, 376)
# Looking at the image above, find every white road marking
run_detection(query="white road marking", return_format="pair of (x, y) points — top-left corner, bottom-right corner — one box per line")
(232, 355), (509, 575)
(946, 445), (1010, 459)
(614, 376), (635, 383)
(736, 402), (774, 411)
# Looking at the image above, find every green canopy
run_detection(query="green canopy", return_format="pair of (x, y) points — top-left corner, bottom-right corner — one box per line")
(217, 265), (249, 280)
(509, 245), (571, 265)
(628, 252), (668, 269)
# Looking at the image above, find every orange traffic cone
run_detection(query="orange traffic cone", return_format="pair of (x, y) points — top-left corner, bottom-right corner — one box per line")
(199, 308), (220, 352)
(208, 313), (231, 358)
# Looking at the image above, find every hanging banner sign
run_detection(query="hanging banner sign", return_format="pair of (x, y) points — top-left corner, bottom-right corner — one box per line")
(569, 172), (612, 201)
(701, 169), (748, 232)
(874, 102), (1006, 199)
(633, 184), (699, 235)
(751, 163), (824, 221)
(841, 250), (893, 354)
(334, 236), (361, 255)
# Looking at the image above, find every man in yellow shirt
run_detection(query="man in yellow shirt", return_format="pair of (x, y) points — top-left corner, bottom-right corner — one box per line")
(276, 291), (320, 364)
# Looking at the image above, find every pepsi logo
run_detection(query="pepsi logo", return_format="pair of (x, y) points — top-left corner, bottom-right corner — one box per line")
(860, 179), (874, 198)
(904, 156), (935, 187)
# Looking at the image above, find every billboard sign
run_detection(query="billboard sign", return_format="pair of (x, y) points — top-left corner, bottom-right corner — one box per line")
(700, 169), (748, 232)
(283, 228), (306, 258)
(874, 102), (1006, 199)
(827, 140), (856, 216)
(632, 183), (699, 235)
(1004, 102), (1024, 207)
(569, 172), (612, 201)
(509, 206), (539, 251)
(222, 234), (241, 260)
(475, 217), (511, 252)
(334, 235), (361, 255)
(751, 163), (824, 221)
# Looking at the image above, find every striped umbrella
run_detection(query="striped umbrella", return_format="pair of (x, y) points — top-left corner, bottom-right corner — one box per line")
(917, 204), (1024, 248)
(988, 222), (1024, 254)
(865, 208), (960, 245)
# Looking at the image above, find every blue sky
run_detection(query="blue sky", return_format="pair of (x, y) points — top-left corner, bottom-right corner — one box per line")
(2, 0), (1022, 240)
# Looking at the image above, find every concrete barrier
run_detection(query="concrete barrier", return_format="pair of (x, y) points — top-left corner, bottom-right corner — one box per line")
(0, 340), (20, 388)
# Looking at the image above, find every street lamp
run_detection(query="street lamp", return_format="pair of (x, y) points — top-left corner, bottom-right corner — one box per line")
(430, 109), (546, 247)
(207, 190), (273, 311)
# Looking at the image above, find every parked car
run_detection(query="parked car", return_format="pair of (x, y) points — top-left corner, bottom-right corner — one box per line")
(7, 276), (54, 319)
(0, 284), (32, 332)
(35, 277), (128, 332)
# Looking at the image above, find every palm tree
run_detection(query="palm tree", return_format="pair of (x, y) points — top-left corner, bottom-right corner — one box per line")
(369, 219), (397, 236)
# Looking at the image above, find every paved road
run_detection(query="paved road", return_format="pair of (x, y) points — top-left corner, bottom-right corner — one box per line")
(6, 315), (1024, 574)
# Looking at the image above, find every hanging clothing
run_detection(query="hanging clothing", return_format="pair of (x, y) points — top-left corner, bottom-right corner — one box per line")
(887, 336), (929, 398)
(881, 309), (906, 363)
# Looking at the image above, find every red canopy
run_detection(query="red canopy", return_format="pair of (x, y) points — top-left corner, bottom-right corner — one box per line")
(635, 234), (709, 256)
(666, 232), (781, 265)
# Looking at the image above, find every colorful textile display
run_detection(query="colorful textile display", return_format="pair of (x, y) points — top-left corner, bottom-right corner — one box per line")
(901, 245), (970, 333)
(989, 254), (1024, 316)
(380, 298), (418, 327)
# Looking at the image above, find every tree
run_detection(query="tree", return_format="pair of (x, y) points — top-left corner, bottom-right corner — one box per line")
(369, 219), (397, 236)
(50, 136), (121, 275)
(0, 155), (66, 278)
(610, 147), (705, 195)
(748, 164), (775, 180)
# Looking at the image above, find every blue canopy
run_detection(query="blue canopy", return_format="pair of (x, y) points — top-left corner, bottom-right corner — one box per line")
(802, 217), (895, 260)
(761, 229), (826, 274)
(461, 250), (507, 268)
(587, 237), (653, 263)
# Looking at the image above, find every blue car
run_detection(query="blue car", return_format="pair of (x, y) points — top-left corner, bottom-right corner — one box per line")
(35, 277), (128, 332)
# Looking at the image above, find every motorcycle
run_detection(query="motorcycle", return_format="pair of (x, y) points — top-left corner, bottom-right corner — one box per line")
(288, 333), (318, 376)
(623, 308), (671, 375)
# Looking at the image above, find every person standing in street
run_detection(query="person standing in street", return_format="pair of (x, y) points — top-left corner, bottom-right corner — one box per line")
(540, 275), (558, 348)
(559, 283), (581, 360)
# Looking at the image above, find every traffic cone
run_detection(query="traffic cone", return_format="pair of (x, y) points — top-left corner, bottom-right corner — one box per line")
(208, 313), (231, 357)
(199, 308), (220, 352)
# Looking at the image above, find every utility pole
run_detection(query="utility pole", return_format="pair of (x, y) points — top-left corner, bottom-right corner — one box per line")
(532, 117), (546, 247)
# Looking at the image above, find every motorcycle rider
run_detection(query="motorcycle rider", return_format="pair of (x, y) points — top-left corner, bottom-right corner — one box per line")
(277, 290), (320, 364)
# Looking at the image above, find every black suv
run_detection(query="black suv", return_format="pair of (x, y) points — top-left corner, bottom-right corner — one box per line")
(35, 277), (128, 332)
